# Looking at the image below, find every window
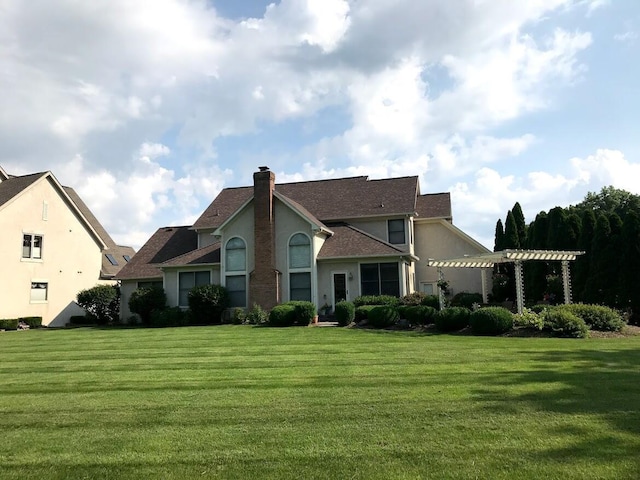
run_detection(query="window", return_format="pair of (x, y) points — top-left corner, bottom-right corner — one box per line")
(289, 233), (311, 268)
(388, 219), (405, 244)
(30, 282), (48, 302)
(289, 233), (311, 301)
(290, 272), (312, 301)
(420, 283), (435, 295)
(138, 280), (163, 290)
(178, 271), (210, 307)
(226, 237), (246, 307)
(360, 262), (400, 297)
(22, 234), (43, 259)
(105, 254), (118, 266)
(123, 255), (131, 262)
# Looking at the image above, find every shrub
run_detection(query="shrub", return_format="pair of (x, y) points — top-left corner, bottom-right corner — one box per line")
(403, 305), (437, 326)
(450, 292), (483, 310)
(335, 301), (355, 326)
(470, 307), (514, 335)
(150, 307), (188, 328)
(286, 301), (317, 325)
(367, 306), (399, 328)
(529, 304), (548, 314)
(245, 304), (268, 325)
(231, 308), (245, 325)
(558, 304), (625, 332)
(20, 316), (42, 328)
(434, 307), (471, 332)
(188, 284), (230, 324)
(68, 315), (92, 326)
(513, 308), (544, 330)
(400, 292), (429, 306)
(269, 304), (296, 327)
(542, 309), (589, 338)
(128, 287), (167, 325)
(355, 305), (378, 322)
(0, 319), (19, 330)
(353, 295), (400, 307)
(420, 295), (440, 310)
(77, 285), (120, 324)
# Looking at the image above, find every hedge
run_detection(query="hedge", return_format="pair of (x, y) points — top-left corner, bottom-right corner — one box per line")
(470, 307), (513, 335)
(403, 305), (437, 326)
(353, 295), (400, 307)
(268, 304), (297, 327)
(450, 292), (483, 310)
(367, 306), (399, 328)
(188, 284), (230, 324)
(557, 304), (625, 332)
(542, 309), (589, 338)
(355, 305), (378, 322)
(434, 307), (471, 332)
(0, 319), (19, 330)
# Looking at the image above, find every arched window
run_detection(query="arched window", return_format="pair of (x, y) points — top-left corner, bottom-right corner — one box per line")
(289, 233), (311, 301)
(289, 233), (310, 269)
(226, 237), (246, 307)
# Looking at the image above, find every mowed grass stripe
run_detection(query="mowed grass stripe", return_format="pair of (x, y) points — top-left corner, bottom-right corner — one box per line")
(1, 326), (639, 479)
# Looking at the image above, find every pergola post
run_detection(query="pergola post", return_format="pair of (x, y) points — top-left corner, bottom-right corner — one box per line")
(480, 269), (488, 304)
(561, 260), (572, 305)
(514, 260), (525, 315)
(437, 267), (445, 311)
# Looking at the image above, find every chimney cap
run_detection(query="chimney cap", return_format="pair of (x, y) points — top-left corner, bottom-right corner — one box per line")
(258, 166), (270, 172)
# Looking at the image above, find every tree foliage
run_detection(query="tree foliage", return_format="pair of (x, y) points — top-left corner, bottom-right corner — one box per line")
(77, 285), (120, 324)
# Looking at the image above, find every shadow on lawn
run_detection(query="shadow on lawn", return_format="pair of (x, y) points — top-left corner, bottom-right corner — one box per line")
(473, 347), (640, 470)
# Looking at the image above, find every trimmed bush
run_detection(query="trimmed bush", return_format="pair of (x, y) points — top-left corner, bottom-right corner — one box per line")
(77, 285), (120, 324)
(558, 304), (625, 332)
(129, 287), (167, 325)
(367, 306), (399, 328)
(0, 319), (19, 330)
(269, 304), (296, 327)
(286, 301), (317, 325)
(335, 301), (355, 326)
(542, 309), (589, 338)
(355, 305), (378, 322)
(420, 295), (440, 310)
(434, 307), (471, 332)
(353, 295), (400, 307)
(403, 305), (437, 326)
(451, 292), (483, 310)
(513, 308), (544, 330)
(20, 316), (42, 328)
(245, 304), (268, 325)
(470, 307), (513, 335)
(188, 284), (230, 324)
(150, 307), (188, 328)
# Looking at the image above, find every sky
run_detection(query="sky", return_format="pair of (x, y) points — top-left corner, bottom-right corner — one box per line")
(2, 0), (639, 251)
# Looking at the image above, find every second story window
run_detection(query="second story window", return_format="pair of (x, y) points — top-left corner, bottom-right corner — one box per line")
(23, 234), (43, 259)
(388, 219), (405, 244)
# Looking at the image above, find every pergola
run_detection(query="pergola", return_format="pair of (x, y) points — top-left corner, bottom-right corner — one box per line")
(427, 249), (585, 314)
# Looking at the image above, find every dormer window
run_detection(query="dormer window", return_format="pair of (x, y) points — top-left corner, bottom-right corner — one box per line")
(388, 219), (405, 244)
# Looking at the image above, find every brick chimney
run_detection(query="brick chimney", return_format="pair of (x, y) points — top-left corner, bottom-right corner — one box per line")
(250, 166), (280, 309)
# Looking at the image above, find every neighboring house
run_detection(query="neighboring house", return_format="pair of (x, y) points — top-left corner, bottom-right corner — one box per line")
(0, 166), (135, 326)
(116, 166), (489, 319)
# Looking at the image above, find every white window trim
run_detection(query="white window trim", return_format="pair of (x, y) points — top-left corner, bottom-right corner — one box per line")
(223, 236), (248, 307)
(21, 233), (44, 262)
(288, 232), (313, 302)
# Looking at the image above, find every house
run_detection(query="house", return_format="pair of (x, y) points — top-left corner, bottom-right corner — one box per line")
(0, 166), (135, 326)
(116, 166), (489, 319)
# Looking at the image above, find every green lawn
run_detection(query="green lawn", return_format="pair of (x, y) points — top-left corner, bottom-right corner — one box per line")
(1, 326), (639, 479)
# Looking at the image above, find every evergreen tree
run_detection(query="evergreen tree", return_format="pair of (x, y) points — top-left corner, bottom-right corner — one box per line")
(620, 209), (640, 323)
(524, 212), (549, 302)
(512, 202), (527, 248)
(583, 214), (611, 304)
(503, 210), (520, 249)
(493, 219), (505, 252)
(546, 207), (567, 250)
(574, 209), (596, 302)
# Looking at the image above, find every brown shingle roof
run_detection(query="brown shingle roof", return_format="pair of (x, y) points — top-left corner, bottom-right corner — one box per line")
(115, 226), (198, 280)
(415, 193), (451, 220)
(0, 172), (47, 208)
(161, 242), (221, 267)
(317, 223), (411, 259)
(192, 175), (421, 230)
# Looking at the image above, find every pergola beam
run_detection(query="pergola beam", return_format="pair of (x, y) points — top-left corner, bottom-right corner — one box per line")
(428, 249), (585, 314)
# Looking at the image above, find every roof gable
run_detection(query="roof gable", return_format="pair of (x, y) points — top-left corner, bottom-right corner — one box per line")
(415, 193), (452, 220)
(318, 222), (416, 260)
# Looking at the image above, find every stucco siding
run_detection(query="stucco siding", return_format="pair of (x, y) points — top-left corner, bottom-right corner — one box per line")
(414, 220), (489, 296)
(0, 177), (104, 326)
